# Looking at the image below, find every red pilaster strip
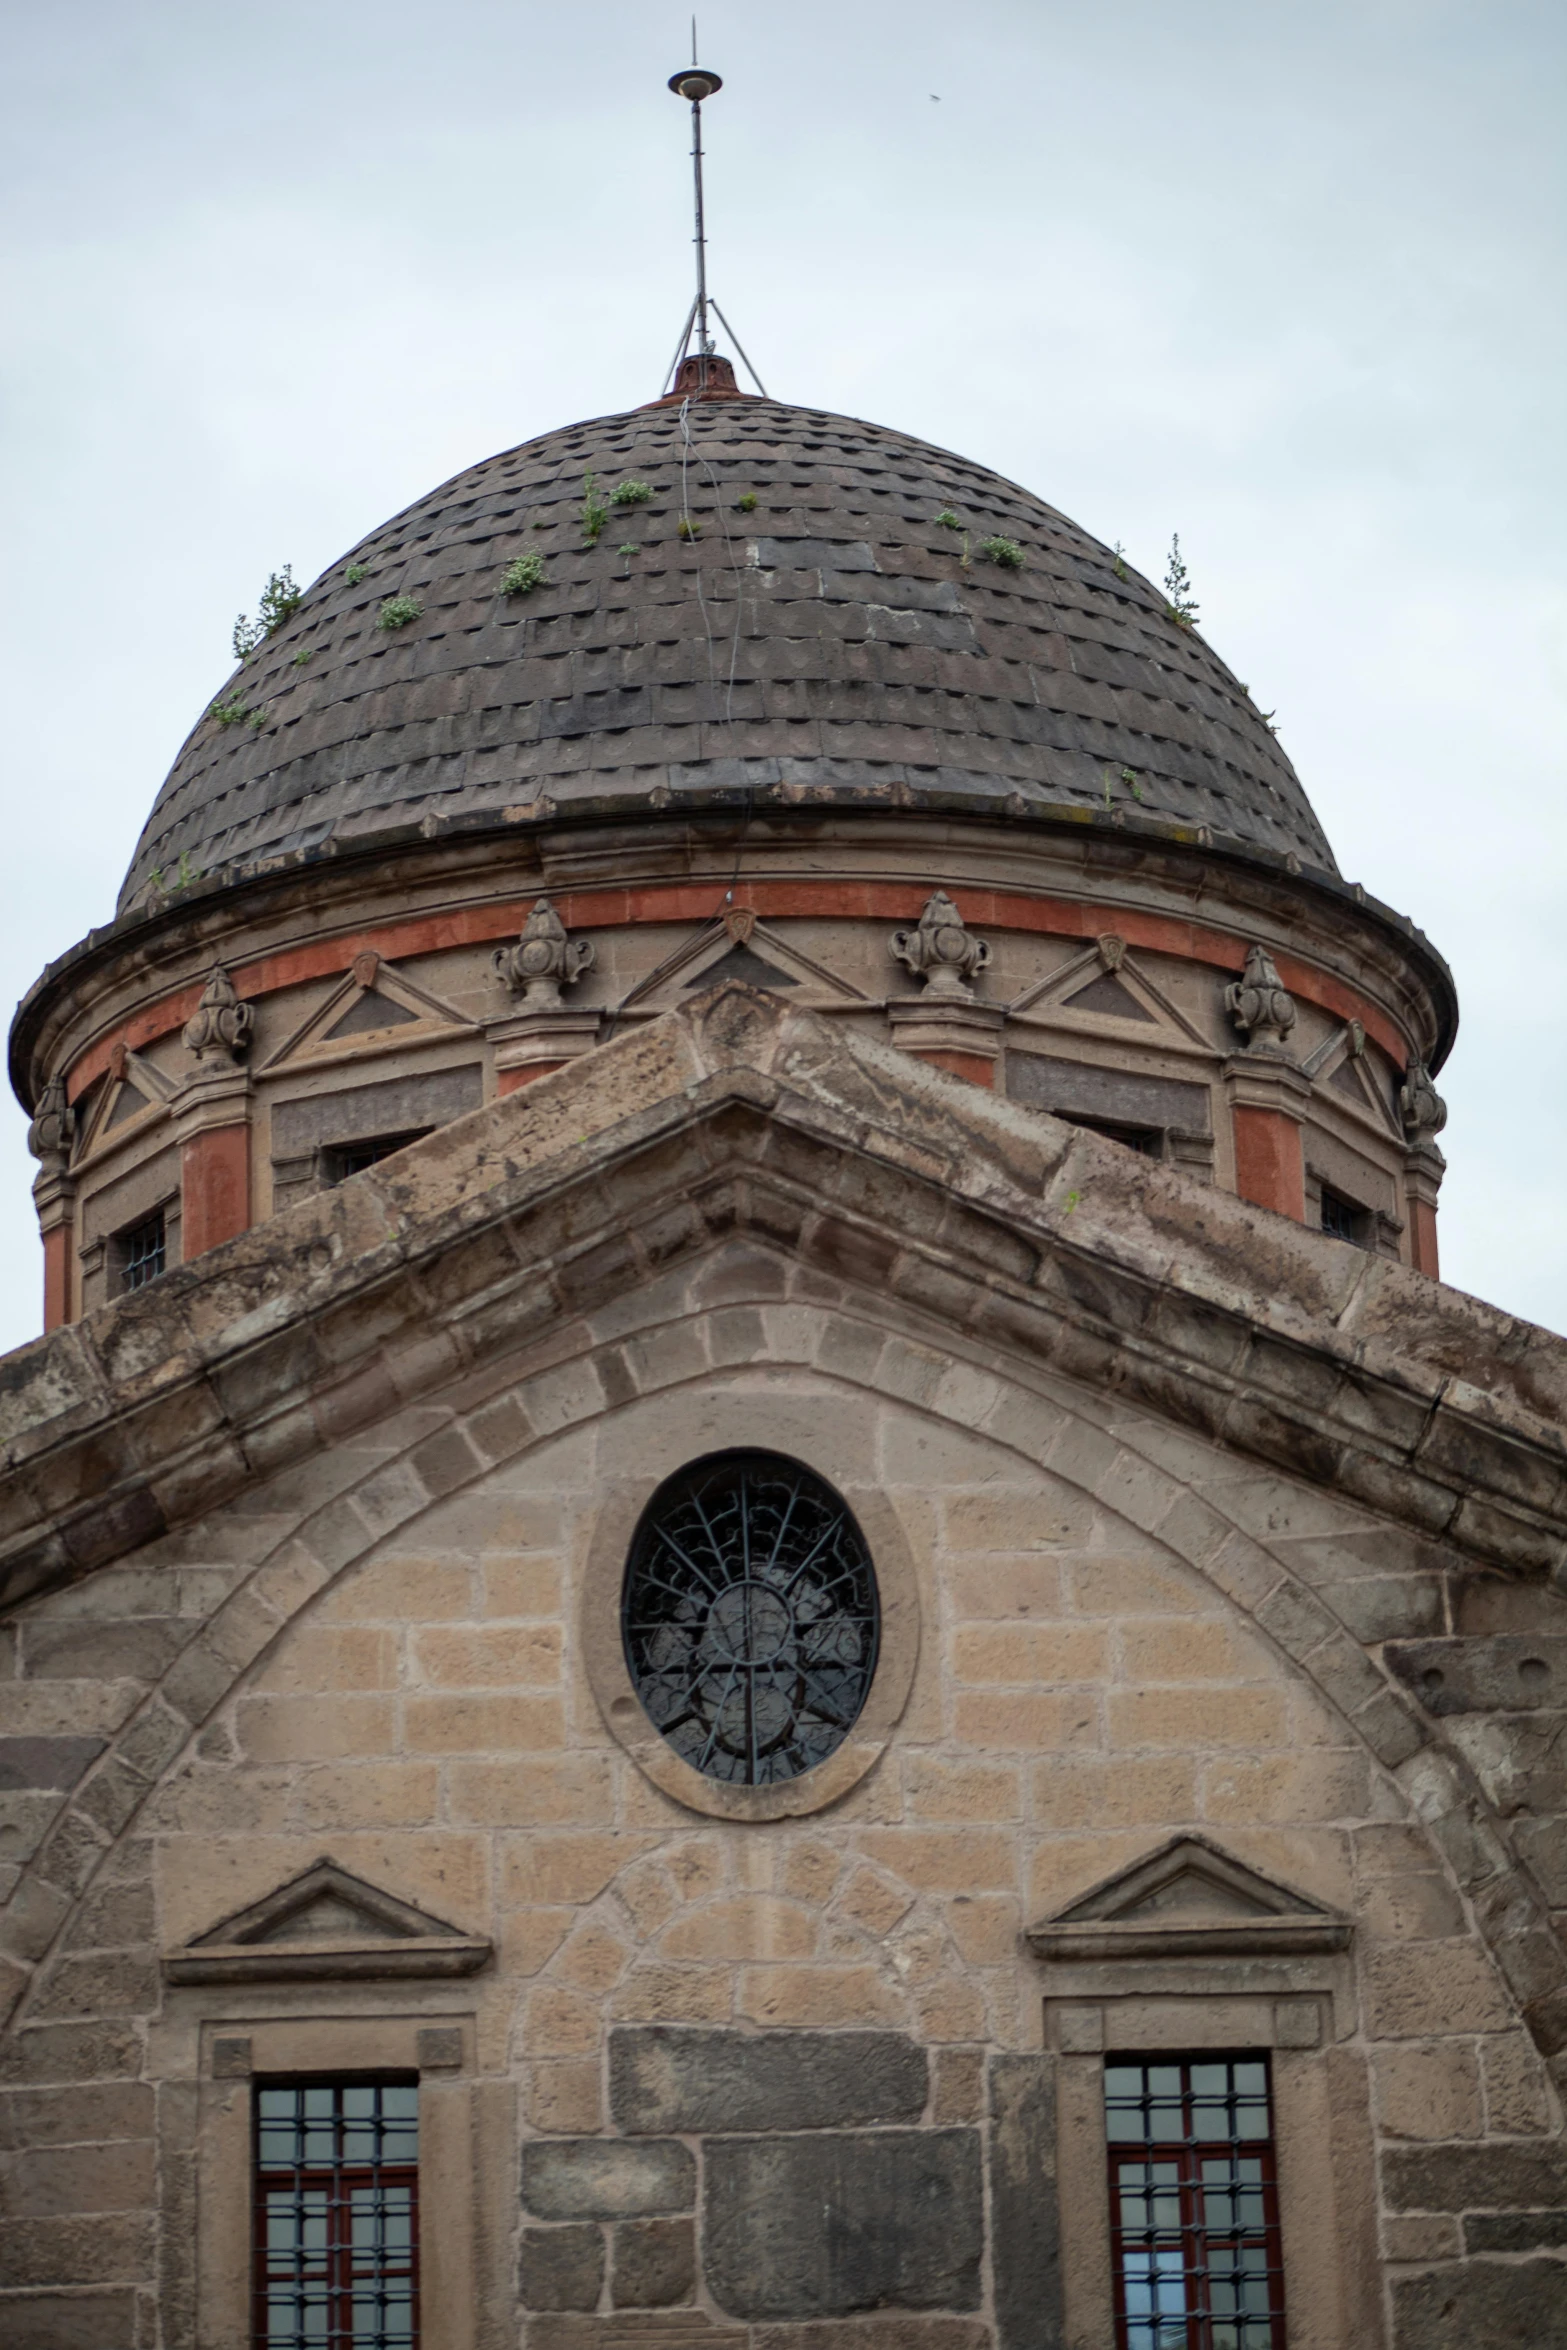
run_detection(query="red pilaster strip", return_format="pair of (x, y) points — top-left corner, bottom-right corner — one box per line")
(42, 1225), (71, 1332)
(1232, 1106), (1305, 1223)
(180, 1124), (252, 1260)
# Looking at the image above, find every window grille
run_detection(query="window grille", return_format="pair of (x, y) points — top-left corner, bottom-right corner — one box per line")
(254, 2080), (418, 2348)
(320, 1131), (430, 1185)
(622, 1449), (880, 1785)
(115, 1208), (166, 1293)
(1105, 2054), (1285, 2350)
(1319, 1187), (1364, 1245)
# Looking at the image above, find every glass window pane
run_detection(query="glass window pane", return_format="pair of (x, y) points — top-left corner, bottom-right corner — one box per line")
(256, 2079), (418, 2348)
(1106, 2054), (1282, 2350)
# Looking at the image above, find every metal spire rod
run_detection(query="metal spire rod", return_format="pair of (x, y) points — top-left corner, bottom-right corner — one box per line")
(667, 43), (724, 390)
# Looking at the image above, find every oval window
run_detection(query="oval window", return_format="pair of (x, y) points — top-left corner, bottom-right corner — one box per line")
(621, 1450), (881, 1786)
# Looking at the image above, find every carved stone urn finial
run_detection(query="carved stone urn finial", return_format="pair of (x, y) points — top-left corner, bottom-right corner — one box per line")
(493, 897), (595, 1008)
(889, 891), (991, 1000)
(26, 1077), (74, 1171)
(1225, 944), (1296, 1049)
(181, 964), (254, 1065)
(1400, 1059), (1448, 1145)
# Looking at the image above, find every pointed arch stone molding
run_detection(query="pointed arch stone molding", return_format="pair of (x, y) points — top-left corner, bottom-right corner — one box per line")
(1, 987), (1565, 2072)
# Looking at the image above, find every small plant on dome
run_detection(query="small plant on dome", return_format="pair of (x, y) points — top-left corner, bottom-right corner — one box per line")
(1164, 534), (1199, 629)
(209, 690), (253, 728)
(581, 474), (610, 544)
(377, 595), (422, 631)
(345, 563), (369, 586)
(979, 535), (1024, 570)
(291, 647), (314, 666)
(232, 565), (304, 660)
(1112, 541), (1129, 581)
(1260, 709), (1280, 735)
(610, 480), (653, 507)
(934, 508), (962, 532)
(618, 543), (638, 572)
(248, 707), (267, 729)
(502, 552), (546, 597)
(678, 515), (701, 541)
(737, 491), (758, 513)
(177, 851), (203, 887)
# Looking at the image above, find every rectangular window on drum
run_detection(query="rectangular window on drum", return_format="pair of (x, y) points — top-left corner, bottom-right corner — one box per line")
(254, 2080), (419, 2348)
(1105, 2054), (1286, 2350)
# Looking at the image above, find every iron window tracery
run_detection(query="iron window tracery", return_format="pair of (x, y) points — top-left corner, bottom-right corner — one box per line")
(254, 2079), (418, 2347)
(621, 1450), (880, 1785)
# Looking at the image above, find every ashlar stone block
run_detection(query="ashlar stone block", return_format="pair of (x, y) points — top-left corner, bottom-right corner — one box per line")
(702, 2129), (983, 2319)
(522, 2137), (695, 2220)
(609, 2026), (928, 2134)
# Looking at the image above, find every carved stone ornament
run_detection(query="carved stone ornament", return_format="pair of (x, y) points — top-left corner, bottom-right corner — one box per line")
(26, 1077), (74, 1168)
(1224, 943), (1296, 1048)
(180, 963), (255, 1064)
(493, 896), (596, 1007)
(889, 891), (991, 999)
(1400, 1058), (1448, 1143)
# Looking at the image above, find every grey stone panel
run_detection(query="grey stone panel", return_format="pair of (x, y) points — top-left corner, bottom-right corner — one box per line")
(1384, 1635), (1567, 1716)
(611, 2218), (697, 2308)
(608, 2027), (929, 2134)
(521, 2138), (696, 2220)
(119, 401), (1337, 908)
(702, 2130), (984, 2320)
(1007, 1054), (1211, 1137)
(519, 2224), (605, 2312)
(0, 1739), (106, 1791)
(1383, 2143), (1567, 2211)
(1391, 2260), (1567, 2349)
(988, 2055), (1063, 2350)
(1465, 2211), (1567, 2252)
(270, 1067), (482, 1156)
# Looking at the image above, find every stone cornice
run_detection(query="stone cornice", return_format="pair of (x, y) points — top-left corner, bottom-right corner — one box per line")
(9, 805), (1457, 1113)
(0, 985), (1558, 1619)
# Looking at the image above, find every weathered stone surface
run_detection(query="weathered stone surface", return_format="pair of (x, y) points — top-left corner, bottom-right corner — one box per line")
(610, 2028), (928, 2134)
(611, 2218), (696, 2307)
(1465, 2211), (1567, 2252)
(703, 2131), (983, 2319)
(1391, 2259), (1567, 2348)
(0, 2290), (140, 2348)
(1383, 2142), (1567, 2210)
(523, 2138), (696, 2220)
(987, 2055), (1061, 2350)
(520, 2224), (606, 2312)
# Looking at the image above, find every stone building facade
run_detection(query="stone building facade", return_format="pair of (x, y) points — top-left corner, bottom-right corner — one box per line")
(1, 364), (1564, 2347)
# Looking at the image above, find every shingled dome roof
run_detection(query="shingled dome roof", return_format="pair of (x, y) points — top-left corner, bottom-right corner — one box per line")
(119, 395), (1337, 911)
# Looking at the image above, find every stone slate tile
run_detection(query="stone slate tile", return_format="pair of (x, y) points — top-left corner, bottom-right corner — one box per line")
(121, 398), (1335, 907)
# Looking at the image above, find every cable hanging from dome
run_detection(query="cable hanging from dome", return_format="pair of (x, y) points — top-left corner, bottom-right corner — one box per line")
(663, 30), (768, 398)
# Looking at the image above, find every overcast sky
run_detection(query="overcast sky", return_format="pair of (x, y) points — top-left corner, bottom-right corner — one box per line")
(1, 0), (1562, 1353)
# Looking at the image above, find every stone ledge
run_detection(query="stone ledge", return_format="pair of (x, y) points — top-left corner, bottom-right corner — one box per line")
(0, 987), (1563, 1618)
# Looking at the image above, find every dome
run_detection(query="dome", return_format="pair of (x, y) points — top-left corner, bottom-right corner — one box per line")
(119, 391), (1336, 914)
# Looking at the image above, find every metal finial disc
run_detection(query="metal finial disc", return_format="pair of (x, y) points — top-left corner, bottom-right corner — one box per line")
(669, 68), (722, 99)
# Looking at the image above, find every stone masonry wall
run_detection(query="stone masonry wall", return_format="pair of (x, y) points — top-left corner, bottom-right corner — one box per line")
(3, 1273), (1565, 2347)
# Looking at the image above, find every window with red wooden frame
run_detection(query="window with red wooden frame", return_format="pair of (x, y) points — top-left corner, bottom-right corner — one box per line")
(254, 2079), (419, 2347)
(1105, 2054), (1286, 2350)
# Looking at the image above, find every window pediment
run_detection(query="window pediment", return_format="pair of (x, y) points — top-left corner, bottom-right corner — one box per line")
(1026, 1834), (1352, 1964)
(162, 1857), (492, 1984)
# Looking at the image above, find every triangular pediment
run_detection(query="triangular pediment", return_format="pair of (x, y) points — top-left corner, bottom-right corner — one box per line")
(75, 1048), (177, 1160)
(162, 1858), (492, 1984)
(623, 910), (870, 1015)
(1301, 1023), (1402, 1137)
(1026, 1835), (1352, 1962)
(261, 951), (476, 1072)
(1007, 935), (1209, 1050)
